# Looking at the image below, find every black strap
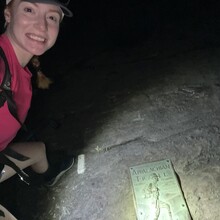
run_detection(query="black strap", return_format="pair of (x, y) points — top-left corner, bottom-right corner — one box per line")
(3, 147), (29, 161)
(0, 47), (27, 131)
(0, 148), (30, 185)
(0, 48), (11, 91)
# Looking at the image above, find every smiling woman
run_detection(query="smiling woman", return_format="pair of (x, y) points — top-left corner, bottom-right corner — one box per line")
(4, 0), (63, 64)
(0, 0), (74, 219)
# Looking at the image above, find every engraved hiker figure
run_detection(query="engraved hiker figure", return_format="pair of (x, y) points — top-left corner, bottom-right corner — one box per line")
(143, 173), (173, 220)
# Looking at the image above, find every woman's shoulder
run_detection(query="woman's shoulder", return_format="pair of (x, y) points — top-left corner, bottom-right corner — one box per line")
(0, 34), (9, 48)
(0, 34), (16, 61)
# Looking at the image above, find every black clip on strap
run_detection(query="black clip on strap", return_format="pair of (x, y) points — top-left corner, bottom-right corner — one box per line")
(0, 153), (30, 185)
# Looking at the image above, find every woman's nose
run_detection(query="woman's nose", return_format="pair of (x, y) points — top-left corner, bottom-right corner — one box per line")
(35, 16), (47, 31)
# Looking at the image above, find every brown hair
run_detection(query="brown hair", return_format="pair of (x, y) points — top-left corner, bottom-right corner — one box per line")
(4, 0), (14, 29)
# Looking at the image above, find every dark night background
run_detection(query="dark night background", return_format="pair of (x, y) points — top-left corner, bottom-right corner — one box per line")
(49, 0), (220, 56)
(46, 0), (220, 70)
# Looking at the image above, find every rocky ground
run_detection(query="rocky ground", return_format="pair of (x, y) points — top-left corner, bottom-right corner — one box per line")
(1, 19), (220, 220)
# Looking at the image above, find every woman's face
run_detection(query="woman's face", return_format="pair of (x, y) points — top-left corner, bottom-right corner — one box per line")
(4, 0), (62, 58)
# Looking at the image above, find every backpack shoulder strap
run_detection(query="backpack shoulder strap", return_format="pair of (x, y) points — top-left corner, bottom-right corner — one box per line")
(0, 47), (11, 91)
(0, 47), (25, 128)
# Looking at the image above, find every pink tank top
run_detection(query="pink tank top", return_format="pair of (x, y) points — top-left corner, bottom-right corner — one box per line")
(0, 34), (32, 151)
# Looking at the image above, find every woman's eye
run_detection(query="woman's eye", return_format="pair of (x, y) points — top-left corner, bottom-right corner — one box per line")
(48, 15), (60, 23)
(49, 16), (57, 21)
(24, 7), (33, 13)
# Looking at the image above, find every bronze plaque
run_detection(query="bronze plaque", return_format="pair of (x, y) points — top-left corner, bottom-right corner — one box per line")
(129, 159), (192, 220)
